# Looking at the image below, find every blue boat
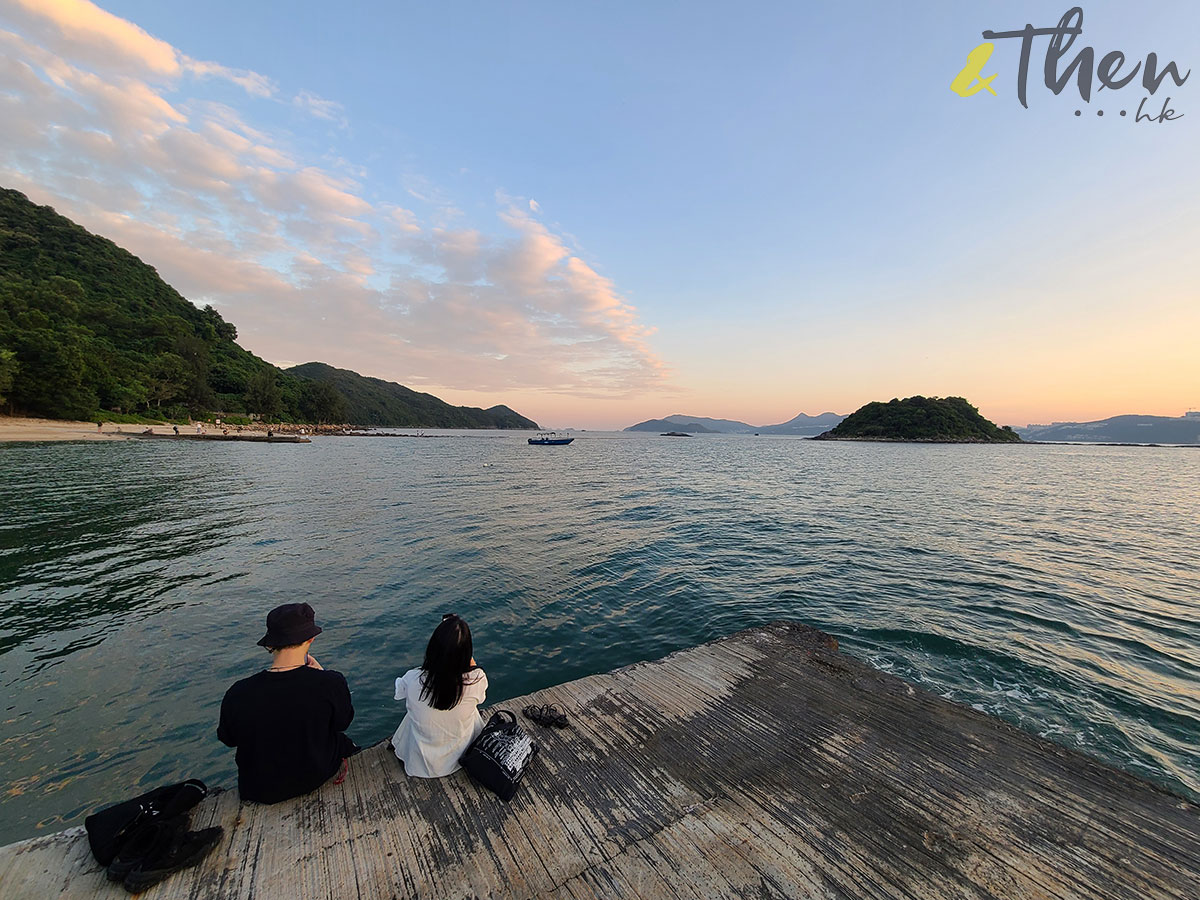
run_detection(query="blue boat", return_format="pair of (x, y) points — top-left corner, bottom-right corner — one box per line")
(528, 431), (574, 445)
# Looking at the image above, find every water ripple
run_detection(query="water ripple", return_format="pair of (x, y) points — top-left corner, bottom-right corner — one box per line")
(0, 434), (1197, 844)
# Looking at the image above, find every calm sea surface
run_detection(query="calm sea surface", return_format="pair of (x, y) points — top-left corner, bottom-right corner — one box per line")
(0, 432), (1197, 844)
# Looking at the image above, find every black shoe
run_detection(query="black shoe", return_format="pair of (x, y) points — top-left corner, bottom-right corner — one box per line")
(522, 704), (569, 728)
(123, 826), (224, 892)
(106, 817), (185, 883)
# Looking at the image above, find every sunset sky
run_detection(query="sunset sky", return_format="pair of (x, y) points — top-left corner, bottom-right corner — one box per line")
(1, 0), (1196, 429)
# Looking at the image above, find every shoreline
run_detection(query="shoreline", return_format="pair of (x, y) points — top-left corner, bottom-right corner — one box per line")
(0, 417), (294, 443)
(809, 434), (1022, 443)
(0, 417), (548, 443)
(0, 417), (368, 443)
(807, 434), (1200, 448)
(3, 417), (1196, 448)
(0, 417), (131, 442)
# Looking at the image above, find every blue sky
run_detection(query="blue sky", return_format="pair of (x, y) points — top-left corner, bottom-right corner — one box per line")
(1, 1), (1196, 428)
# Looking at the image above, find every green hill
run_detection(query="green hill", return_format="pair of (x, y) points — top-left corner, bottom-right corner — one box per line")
(286, 363), (537, 429)
(0, 187), (536, 428)
(813, 396), (1021, 443)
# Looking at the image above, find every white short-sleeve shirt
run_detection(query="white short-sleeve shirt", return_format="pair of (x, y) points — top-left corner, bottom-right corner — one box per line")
(391, 668), (487, 777)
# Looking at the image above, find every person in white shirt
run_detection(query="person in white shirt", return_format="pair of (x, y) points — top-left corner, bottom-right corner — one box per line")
(391, 614), (488, 777)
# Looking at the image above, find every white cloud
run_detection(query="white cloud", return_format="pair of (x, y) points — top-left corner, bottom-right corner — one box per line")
(293, 89), (346, 124)
(185, 58), (275, 98)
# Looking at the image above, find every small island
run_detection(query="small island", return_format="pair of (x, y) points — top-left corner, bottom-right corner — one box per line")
(628, 418), (717, 433)
(813, 396), (1021, 443)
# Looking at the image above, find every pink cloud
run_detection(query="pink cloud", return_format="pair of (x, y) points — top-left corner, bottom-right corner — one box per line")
(386, 205), (421, 233)
(252, 167), (371, 218)
(3, 0), (273, 97)
(5, 0), (180, 78)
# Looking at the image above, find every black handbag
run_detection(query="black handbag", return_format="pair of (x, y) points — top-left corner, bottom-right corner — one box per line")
(459, 710), (537, 802)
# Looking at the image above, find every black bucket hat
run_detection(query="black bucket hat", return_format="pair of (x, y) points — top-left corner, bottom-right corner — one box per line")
(257, 603), (322, 648)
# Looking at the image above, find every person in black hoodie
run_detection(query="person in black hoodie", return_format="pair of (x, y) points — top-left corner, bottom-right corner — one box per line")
(218, 603), (356, 803)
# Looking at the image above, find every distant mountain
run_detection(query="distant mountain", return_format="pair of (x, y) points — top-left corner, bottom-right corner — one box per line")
(1018, 414), (1200, 444)
(814, 396), (1020, 443)
(759, 412), (846, 435)
(286, 363), (539, 429)
(624, 411), (845, 435)
(661, 414), (756, 433)
(625, 417), (718, 434)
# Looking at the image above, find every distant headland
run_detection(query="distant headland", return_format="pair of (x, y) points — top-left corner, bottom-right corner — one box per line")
(1018, 413), (1200, 445)
(624, 407), (1200, 446)
(625, 412), (845, 436)
(0, 188), (538, 430)
(813, 396), (1021, 443)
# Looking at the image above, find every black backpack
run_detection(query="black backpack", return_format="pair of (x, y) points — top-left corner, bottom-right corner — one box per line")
(84, 779), (208, 866)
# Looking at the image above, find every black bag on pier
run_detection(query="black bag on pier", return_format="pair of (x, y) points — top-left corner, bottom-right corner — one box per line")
(459, 710), (537, 802)
(84, 779), (208, 866)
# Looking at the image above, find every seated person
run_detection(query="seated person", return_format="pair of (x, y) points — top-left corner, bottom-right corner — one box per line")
(218, 603), (356, 803)
(391, 614), (487, 777)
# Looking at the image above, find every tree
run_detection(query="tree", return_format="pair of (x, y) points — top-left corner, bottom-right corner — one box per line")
(146, 354), (189, 409)
(9, 329), (97, 418)
(0, 348), (17, 409)
(245, 369), (282, 420)
(107, 378), (148, 414)
(202, 304), (237, 341)
(299, 380), (346, 424)
(174, 334), (213, 412)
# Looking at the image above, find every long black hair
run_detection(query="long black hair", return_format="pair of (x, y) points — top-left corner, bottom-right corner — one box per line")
(419, 614), (475, 710)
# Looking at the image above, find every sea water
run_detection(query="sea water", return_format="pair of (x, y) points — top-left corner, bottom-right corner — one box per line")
(0, 432), (1197, 844)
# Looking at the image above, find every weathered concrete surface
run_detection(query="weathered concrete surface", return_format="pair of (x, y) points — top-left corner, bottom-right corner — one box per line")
(0, 622), (1196, 899)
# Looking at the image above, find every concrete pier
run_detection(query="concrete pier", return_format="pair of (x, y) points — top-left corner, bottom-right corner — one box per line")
(0, 622), (1196, 898)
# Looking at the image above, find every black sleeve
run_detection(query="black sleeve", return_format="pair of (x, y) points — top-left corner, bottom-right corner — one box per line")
(217, 691), (237, 747)
(329, 671), (354, 732)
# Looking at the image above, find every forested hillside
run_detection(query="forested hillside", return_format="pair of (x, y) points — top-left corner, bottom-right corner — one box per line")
(0, 188), (535, 428)
(287, 363), (538, 428)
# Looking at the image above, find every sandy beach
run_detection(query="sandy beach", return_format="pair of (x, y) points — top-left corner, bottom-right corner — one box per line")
(0, 417), (274, 443)
(0, 417), (127, 442)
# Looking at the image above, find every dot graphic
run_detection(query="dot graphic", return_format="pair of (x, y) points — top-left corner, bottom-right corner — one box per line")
(1074, 110), (1081, 116)
(1097, 109), (1104, 116)
(1120, 110), (1127, 116)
